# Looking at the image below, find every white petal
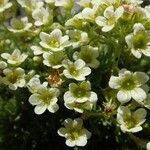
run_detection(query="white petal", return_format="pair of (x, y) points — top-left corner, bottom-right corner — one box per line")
(127, 126), (142, 133)
(66, 139), (76, 147)
(134, 72), (149, 84)
(1, 53), (10, 60)
(102, 25), (114, 32)
(34, 104), (47, 115)
(115, 6), (124, 20)
(76, 136), (87, 146)
(40, 32), (50, 42)
(47, 103), (59, 113)
(40, 42), (51, 49)
(74, 59), (85, 69)
(104, 6), (114, 19)
(131, 48), (142, 59)
(29, 94), (41, 105)
(109, 76), (120, 89)
(63, 70), (72, 79)
(31, 46), (43, 55)
(141, 84), (149, 94)
(147, 142), (150, 150)
(125, 34), (133, 48)
(64, 118), (73, 128)
(80, 67), (91, 76)
(95, 16), (106, 27)
(74, 118), (83, 129)
(57, 127), (67, 137)
(60, 35), (69, 45)
(64, 92), (74, 102)
(89, 92), (98, 102)
(133, 108), (147, 124)
(142, 47), (150, 57)
(131, 88), (147, 101)
(133, 23), (145, 34)
(117, 90), (131, 103)
(51, 29), (62, 39)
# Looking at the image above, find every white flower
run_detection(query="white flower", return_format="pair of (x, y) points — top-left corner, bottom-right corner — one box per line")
(109, 69), (149, 103)
(125, 23), (150, 58)
(63, 59), (91, 81)
(147, 142), (150, 150)
(79, 8), (96, 22)
(55, 0), (74, 10)
(29, 85), (60, 115)
(64, 81), (97, 113)
(6, 17), (32, 33)
(58, 118), (91, 147)
(39, 29), (70, 52)
(96, 6), (124, 32)
(2, 68), (26, 90)
(17, 0), (43, 11)
(117, 106), (147, 133)
(1, 49), (28, 66)
(73, 45), (99, 68)
(32, 7), (52, 26)
(0, 0), (12, 12)
(43, 51), (66, 69)
(66, 30), (89, 48)
(0, 61), (7, 69)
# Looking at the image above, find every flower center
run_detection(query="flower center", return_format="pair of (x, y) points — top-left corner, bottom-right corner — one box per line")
(73, 33), (81, 41)
(8, 72), (20, 84)
(68, 128), (80, 140)
(107, 15), (116, 26)
(125, 117), (136, 129)
(68, 65), (79, 77)
(40, 91), (53, 105)
(14, 21), (25, 30)
(119, 75), (137, 90)
(133, 32), (149, 49)
(49, 38), (60, 48)
(73, 87), (89, 98)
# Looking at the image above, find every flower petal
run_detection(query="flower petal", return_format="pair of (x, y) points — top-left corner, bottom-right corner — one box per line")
(133, 108), (147, 124)
(117, 90), (131, 103)
(34, 104), (47, 115)
(131, 88), (146, 101)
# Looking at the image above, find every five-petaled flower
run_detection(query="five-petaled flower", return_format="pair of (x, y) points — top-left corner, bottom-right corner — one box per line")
(125, 23), (150, 58)
(29, 82), (60, 115)
(63, 59), (91, 81)
(96, 6), (124, 32)
(39, 29), (70, 52)
(117, 106), (147, 133)
(64, 81), (97, 113)
(58, 118), (91, 147)
(109, 69), (149, 103)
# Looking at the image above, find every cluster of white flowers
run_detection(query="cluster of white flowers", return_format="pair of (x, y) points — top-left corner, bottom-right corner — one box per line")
(0, 0), (150, 148)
